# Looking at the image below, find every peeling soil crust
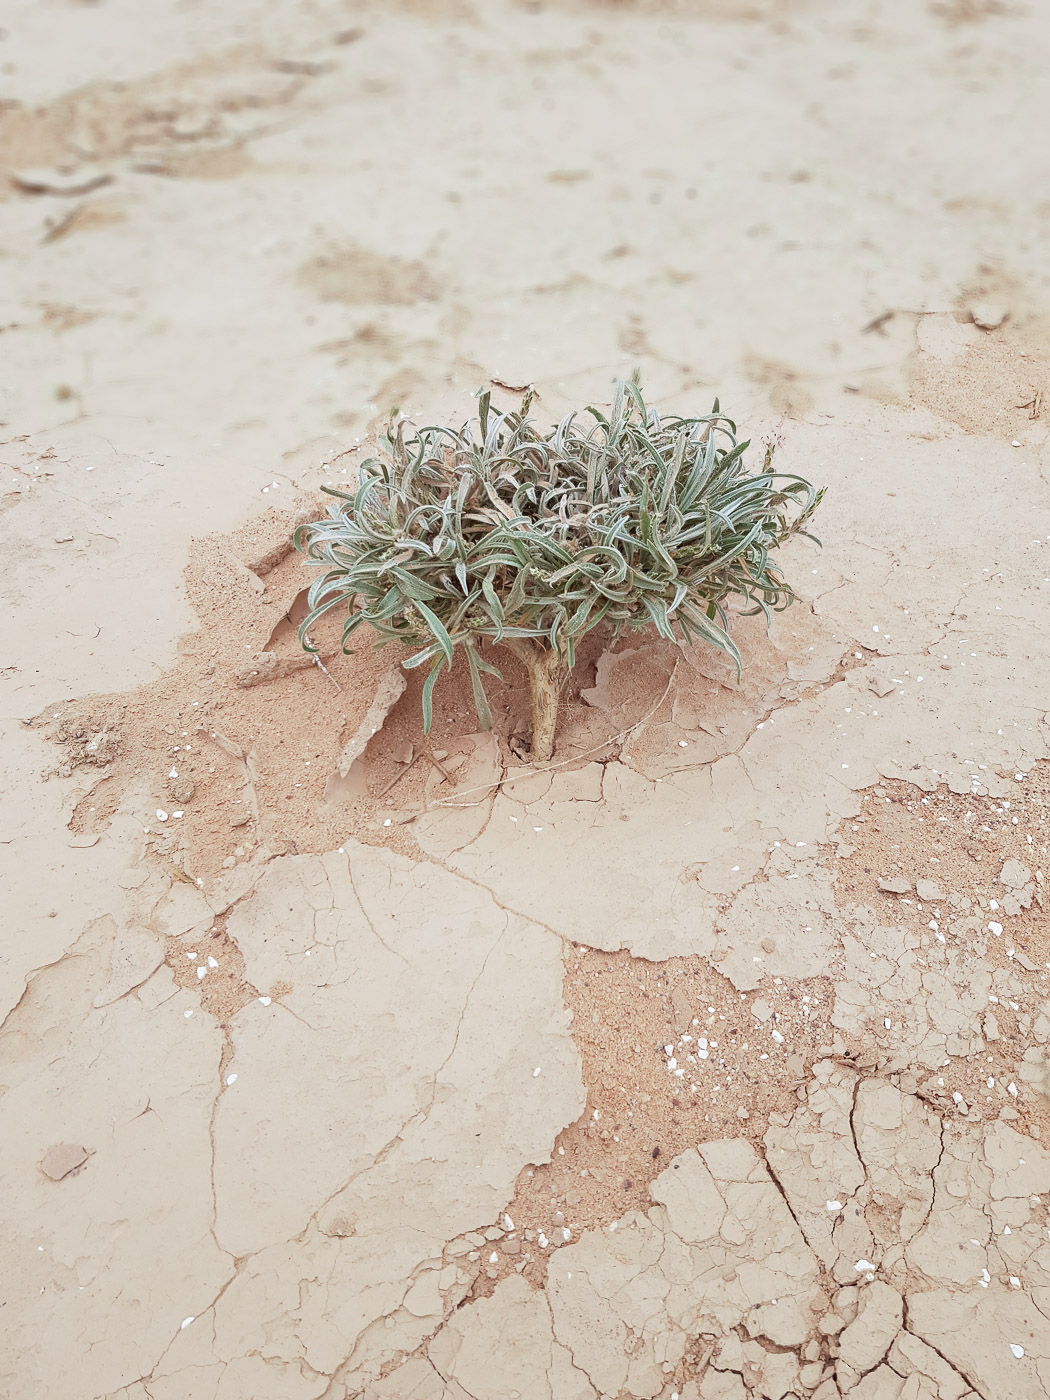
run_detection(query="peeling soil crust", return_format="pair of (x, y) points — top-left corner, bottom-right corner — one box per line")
(38, 492), (843, 885)
(483, 764), (1050, 1283)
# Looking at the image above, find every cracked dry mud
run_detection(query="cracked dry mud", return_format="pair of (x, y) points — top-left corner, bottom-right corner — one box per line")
(3, 3), (1050, 1398)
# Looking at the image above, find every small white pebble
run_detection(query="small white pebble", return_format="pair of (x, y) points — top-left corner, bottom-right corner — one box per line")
(826, 1200), (843, 1211)
(503, 1214), (514, 1231)
(156, 810), (168, 822)
(854, 1259), (873, 1272)
(207, 956), (218, 969)
(1010, 1276), (1022, 1289)
(196, 966), (207, 980)
(180, 1316), (195, 1329)
(184, 1010), (193, 1019)
(533, 1066), (541, 1077)
(1008, 1082), (1018, 1096)
(225, 1073), (237, 1086)
(488, 1251), (498, 1263)
(259, 996), (271, 1006)
(1010, 1344), (1025, 1358)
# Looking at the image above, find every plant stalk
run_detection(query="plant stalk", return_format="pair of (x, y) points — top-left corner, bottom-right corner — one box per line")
(508, 639), (566, 763)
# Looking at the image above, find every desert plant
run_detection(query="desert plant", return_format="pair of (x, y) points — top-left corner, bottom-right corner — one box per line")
(294, 378), (823, 762)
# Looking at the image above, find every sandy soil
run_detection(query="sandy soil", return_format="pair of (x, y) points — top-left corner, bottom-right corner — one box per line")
(2, 2), (1050, 1397)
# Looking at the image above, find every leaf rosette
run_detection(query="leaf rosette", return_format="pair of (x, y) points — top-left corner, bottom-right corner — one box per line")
(295, 378), (823, 761)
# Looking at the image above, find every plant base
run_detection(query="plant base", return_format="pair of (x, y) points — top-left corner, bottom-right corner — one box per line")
(507, 640), (567, 764)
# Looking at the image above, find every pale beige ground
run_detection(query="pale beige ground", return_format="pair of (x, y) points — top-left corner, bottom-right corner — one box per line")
(2, 2), (1050, 1398)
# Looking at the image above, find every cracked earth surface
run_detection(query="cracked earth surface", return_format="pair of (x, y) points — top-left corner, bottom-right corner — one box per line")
(3, 1), (1050, 1397)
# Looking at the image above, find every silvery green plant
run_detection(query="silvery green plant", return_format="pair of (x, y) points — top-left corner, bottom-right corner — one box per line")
(295, 378), (823, 762)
